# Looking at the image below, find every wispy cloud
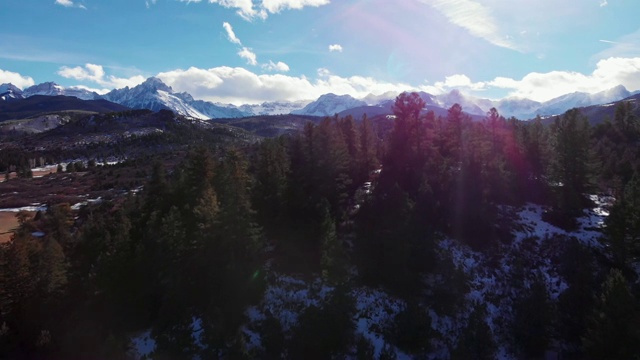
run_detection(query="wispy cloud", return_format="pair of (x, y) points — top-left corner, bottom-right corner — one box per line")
(595, 28), (640, 59)
(223, 22), (242, 45)
(261, 0), (330, 13)
(146, 0), (157, 8)
(600, 0), (608, 7)
(0, 68), (36, 89)
(178, 0), (329, 20)
(328, 44), (343, 52)
(238, 47), (258, 65)
(262, 60), (290, 72)
(222, 21), (291, 70)
(419, 0), (517, 50)
(58, 63), (146, 88)
(55, 0), (86, 9)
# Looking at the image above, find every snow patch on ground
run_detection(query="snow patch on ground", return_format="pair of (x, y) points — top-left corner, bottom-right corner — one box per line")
(0, 204), (47, 212)
(436, 195), (612, 359)
(130, 330), (156, 359)
(353, 287), (407, 358)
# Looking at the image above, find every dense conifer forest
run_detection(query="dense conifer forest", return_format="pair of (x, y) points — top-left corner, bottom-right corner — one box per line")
(1, 93), (640, 359)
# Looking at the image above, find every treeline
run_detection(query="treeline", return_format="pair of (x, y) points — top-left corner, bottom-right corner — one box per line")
(0, 92), (639, 358)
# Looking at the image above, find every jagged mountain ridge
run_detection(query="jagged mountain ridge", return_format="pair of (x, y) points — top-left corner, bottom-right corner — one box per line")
(4, 77), (638, 120)
(103, 77), (246, 120)
(238, 100), (310, 116)
(332, 85), (636, 120)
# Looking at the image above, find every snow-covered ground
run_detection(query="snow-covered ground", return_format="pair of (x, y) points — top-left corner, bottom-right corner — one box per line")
(438, 195), (612, 359)
(0, 204), (48, 212)
(130, 195), (613, 360)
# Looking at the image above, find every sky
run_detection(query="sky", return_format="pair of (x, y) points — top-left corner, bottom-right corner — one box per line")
(1, 0), (640, 105)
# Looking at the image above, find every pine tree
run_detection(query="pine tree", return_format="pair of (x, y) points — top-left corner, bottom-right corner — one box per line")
(357, 114), (379, 184)
(37, 238), (67, 295)
(512, 275), (552, 358)
(550, 109), (592, 214)
(452, 303), (496, 360)
(606, 173), (640, 264)
(319, 201), (347, 284)
(582, 269), (640, 359)
(252, 137), (290, 237)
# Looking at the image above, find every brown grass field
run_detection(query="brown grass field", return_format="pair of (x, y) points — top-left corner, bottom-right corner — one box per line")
(0, 212), (19, 243)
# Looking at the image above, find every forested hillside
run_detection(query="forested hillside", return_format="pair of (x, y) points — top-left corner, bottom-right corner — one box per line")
(1, 92), (640, 359)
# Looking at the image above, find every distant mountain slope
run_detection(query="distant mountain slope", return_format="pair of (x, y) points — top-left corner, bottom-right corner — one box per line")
(292, 93), (367, 117)
(0, 95), (129, 122)
(215, 114), (321, 137)
(0, 83), (24, 101)
(338, 99), (485, 122)
(540, 93), (640, 126)
(239, 100), (310, 116)
(496, 97), (541, 119)
(103, 77), (247, 119)
(22, 82), (100, 100)
(535, 85), (631, 117)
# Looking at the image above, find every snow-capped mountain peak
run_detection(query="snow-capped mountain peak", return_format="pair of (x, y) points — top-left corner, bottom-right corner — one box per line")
(0, 83), (24, 101)
(435, 89), (486, 115)
(292, 93), (367, 117)
(22, 82), (100, 100)
(23, 82), (65, 97)
(361, 91), (399, 106)
(139, 77), (173, 93)
(103, 77), (246, 119)
(536, 85), (631, 117)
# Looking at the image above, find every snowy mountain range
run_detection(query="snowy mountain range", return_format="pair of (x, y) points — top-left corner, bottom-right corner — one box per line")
(238, 100), (311, 116)
(2, 77), (638, 120)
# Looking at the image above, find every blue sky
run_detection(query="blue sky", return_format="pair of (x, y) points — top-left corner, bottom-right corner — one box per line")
(1, 0), (639, 104)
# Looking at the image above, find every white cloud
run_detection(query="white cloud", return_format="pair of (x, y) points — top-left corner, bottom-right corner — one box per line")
(328, 44), (343, 52)
(488, 57), (640, 101)
(0, 69), (36, 89)
(262, 60), (290, 72)
(70, 84), (111, 95)
(317, 68), (331, 77)
(600, 0), (608, 7)
(402, 57), (640, 102)
(238, 47), (258, 65)
(178, 0), (328, 20)
(434, 74), (486, 91)
(57, 63), (146, 89)
(55, 0), (86, 9)
(223, 22), (242, 45)
(55, 0), (73, 6)
(261, 0), (330, 13)
(157, 65), (432, 105)
(419, 0), (517, 50)
(146, 0), (157, 8)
